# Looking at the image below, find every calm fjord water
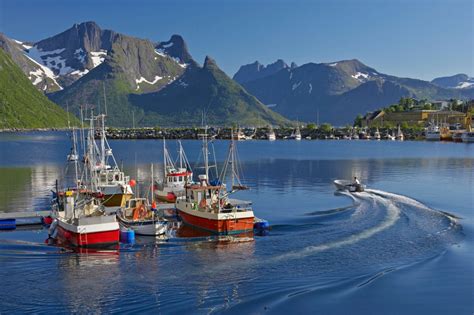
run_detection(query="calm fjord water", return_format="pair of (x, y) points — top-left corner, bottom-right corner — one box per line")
(0, 132), (473, 314)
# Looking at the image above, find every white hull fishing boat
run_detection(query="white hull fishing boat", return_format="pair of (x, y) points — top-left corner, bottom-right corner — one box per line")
(176, 129), (255, 235)
(154, 140), (193, 203)
(373, 128), (381, 140)
(425, 124), (441, 141)
(120, 165), (167, 236)
(333, 179), (366, 192)
(117, 198), (167, 236)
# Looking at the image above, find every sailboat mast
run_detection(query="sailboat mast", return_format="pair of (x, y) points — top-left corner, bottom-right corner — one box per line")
(204, 126), (209, 180)
(179, 140), (183, 169)
(230, 129), (235, 187)
(151, 163), (154, 204)
(88, 110), (96, 191)
(72, 127), (79, 188)
(100, 114), (106, 168)
(163, 138), (167, 176)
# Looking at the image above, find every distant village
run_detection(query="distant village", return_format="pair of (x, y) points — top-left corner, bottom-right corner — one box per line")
(356, 98), (474, 130)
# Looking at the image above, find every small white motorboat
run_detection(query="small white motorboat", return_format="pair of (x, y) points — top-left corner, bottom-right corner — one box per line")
(117, 198), (167, 236)
(333, 179), (366, 192)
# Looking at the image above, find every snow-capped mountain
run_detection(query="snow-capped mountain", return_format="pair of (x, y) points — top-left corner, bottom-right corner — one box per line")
(1, 22), (191, 93)
(234, 59), (473, 125)
(431, 74), (474, 89)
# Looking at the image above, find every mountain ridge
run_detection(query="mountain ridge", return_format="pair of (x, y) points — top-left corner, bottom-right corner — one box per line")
(235, 58), (473, 124)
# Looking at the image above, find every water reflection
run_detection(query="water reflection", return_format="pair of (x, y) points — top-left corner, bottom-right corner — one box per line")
(55, 251), (120, 313)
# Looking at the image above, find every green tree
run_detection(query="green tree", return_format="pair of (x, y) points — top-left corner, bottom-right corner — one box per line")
(320, 123), (333, 133)
(306, 123), (317, 130)
(354, 114), (363, 127)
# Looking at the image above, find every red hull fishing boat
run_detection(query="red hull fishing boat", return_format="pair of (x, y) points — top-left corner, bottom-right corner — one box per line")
(176, 129), (255, 235)
(52, 192), (120, 248)
(50, 112), (120, 248)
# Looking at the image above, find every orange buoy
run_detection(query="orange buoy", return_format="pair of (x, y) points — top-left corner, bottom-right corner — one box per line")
(129, 179), (136, 187)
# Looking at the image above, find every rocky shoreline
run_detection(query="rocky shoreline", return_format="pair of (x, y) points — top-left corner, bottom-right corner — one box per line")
(102, 126), (426, 141)
(0, 126), (427, 140)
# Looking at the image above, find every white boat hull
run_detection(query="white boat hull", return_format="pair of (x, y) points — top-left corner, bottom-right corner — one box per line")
(333, 180), (366, 192)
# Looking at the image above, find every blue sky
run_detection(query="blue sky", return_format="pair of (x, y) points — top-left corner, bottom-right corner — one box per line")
(0, 0), (472, 80)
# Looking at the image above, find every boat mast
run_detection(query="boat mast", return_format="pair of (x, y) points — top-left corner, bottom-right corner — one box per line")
(163, 138), (167, 176)
(230, 129), (235, 187)
(100, 114), (106, 169)
(151, 163), (154, 204)
(204, 126), (209, 180)
(80, 105), (87, 185)
(86, 110), (100, 192)
(179, 140), (183, 169)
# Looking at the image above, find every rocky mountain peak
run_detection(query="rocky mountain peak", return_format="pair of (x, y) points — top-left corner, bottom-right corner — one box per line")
(431, 73), (473, 89)
(155, 34), (193, 64)
(233, 59), (289, 84)
(203, 55), (218, 69)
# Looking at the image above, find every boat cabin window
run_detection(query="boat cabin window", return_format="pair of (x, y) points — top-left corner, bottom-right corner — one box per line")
(178, 176), (183, 182)
(129, 200), (136, 208)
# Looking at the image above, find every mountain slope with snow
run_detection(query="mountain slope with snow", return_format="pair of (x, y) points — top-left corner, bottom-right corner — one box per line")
(235, 59), (473, 124)
(431, 73), (474, 89)
(0, 48), (75, 128)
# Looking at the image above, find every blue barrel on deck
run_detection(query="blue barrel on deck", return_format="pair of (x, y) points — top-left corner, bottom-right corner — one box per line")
(0, 219), (16, 230)
(120, 229), (135, 243)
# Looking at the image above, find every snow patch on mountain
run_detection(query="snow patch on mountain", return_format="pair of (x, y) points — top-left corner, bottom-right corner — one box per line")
(328, 62), (338, 67)
(352, 72), (370, 82)
(292, 81), (301, 91)
(13, 39), (23, 44)
(24, 54), (62, 90)
(135, 75), (163, 90)
(71, 69), (89, 76)
(90, 51), (107, 68)
(308, 83), (313, 94)
(29, 68), (43, 85)
(26, 46), (77, 76)
(456, 81), (474, 89)
(74, 48), (86, 64)
(155, 49), (187, 68)
(162, 42), (174, 48)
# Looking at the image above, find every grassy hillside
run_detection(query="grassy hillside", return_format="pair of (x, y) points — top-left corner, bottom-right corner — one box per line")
(0, 48), (76, 129)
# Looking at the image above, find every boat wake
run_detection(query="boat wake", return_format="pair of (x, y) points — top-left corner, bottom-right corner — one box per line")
(270, 189), (462, 264)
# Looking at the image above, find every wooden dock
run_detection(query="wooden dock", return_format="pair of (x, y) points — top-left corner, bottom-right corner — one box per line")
(0, 211), (51, 220)
(0, 211), (52, 228)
